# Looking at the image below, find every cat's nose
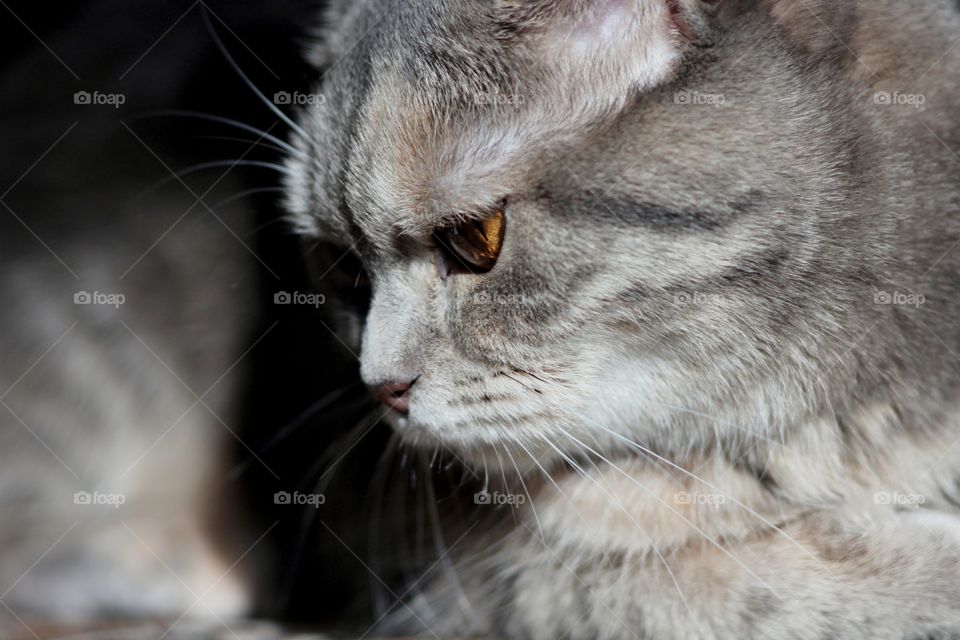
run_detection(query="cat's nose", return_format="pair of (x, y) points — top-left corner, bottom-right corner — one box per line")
(372, 381), (413, 415)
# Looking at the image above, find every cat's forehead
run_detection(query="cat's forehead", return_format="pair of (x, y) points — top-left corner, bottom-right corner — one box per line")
(289, 0), (685, 245)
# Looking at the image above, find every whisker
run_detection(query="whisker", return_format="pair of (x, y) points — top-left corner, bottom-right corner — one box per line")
(185, 134), (291, 155)
(406, 451), (440, 625)
(201, 8), (308, 140)
(131, 159), (292, 204)
(129, 109), (301, 155)
(510, 432), (691, 635)
(642, 399), (783, 447)
(552, 428), (783, 600)
(501, 371), (542, 395)
(589, 422), (835, 576)
(280, 407), (382, 609)
(369, 432), (401, 618)
(210, 186), (286, 213)
(542, 434), (694, 620)
(493, 444), (518, 527)
(508, 434), (568, 500)
(295, 407), (382, 491)
(246, 216), (291, 238)
(421, 451), (483, 629)
(227, 384), (365, 480)
(503, 444), (544, 542)
(481, 452), (490, 495)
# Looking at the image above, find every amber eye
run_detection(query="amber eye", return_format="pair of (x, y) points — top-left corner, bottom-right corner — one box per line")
(433, 208), (506, 277)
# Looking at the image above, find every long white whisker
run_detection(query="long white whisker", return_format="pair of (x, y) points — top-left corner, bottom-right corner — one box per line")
(506, 434), (659, 640)
(368, 433), (400, 617)
(134, 159), (293, 202)
(493, 443), (510, 492)
(492, 444), (519, 527)
(407, 451), (441, 626)
(211, 186), (287, 213)
(279, 407), (379, 608)
(227, 384), (365, 479)
(189, 134), (292, 155)
(508, 434), (570, 501)
(541, 434), (694, 621)
(503, 444), (544, 542)
(551, 428), (783, 600)
(642, 399), (782, 447)
(589, 422), (834, 577)
(421, 451), (483, 629)
(132, 109), (301, 155)
(201, 8), (308, 140)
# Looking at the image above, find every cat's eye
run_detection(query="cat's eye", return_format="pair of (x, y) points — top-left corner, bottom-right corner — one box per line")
(433, 208), (506, 277)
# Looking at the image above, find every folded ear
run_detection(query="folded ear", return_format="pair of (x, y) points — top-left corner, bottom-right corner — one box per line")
(495, 0), (728, 100)
(496, 0), (726, 41)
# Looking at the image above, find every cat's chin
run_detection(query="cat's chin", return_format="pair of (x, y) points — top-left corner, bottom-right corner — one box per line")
(383, 410), (561, 470)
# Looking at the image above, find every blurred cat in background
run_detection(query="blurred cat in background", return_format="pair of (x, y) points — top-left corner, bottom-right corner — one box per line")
(0, 2), (305, 631)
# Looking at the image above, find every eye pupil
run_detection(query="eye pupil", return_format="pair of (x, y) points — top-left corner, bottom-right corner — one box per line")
(434, 208), (506, 276)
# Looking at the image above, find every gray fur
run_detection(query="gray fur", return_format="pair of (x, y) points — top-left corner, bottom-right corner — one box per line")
(286, 0), (960, 637)
(0, 28), (256, 624)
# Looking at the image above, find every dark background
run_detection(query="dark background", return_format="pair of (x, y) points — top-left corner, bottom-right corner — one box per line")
(1, 0), (400, 625)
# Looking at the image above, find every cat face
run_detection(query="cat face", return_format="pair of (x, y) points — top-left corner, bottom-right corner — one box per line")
(284, 0), (940, 465)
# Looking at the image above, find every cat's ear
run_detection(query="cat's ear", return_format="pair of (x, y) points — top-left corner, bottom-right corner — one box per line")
(494, 0), (727, 97)
(495, 0), (726, 42)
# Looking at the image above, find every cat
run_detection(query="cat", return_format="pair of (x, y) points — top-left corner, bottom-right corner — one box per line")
(0, 3), (277, 631)
(284, 0), (960, 637)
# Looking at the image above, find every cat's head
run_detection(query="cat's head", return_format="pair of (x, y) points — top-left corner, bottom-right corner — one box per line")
(284, 0), (958, 466)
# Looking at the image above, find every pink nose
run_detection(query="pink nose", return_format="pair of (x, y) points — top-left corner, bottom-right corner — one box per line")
(372, 381), (413, 415)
